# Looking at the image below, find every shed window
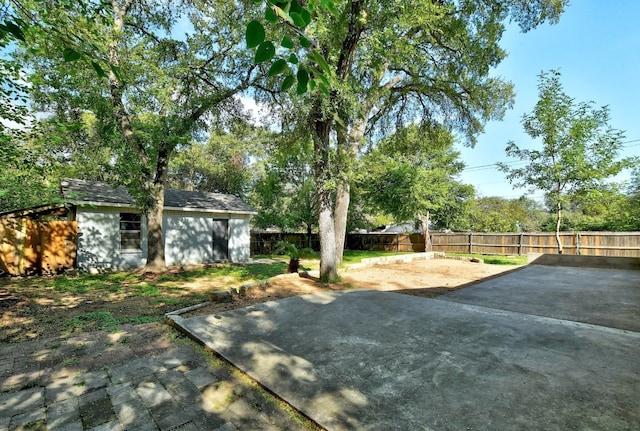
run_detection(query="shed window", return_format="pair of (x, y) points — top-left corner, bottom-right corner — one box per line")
(120, 213), (141, 250)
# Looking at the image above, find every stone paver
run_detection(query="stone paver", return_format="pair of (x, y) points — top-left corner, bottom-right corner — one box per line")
(0, 322), (313, 431)
(46, 397), (80, 429)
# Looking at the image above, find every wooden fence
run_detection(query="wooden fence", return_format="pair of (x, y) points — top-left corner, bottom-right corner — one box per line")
(251, 231), (640, 258)
(0, 218), (78, 276)
(431, 231), (640, 257)
(251, 232), (426, 254)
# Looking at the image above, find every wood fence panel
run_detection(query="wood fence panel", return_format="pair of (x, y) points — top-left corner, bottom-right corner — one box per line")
(430, 231), (640, 257)
(579, 232), (640, 257)
(430, 233), (468, 253)
(0, 218), (23, 275)
(345, 233), (422, 252)
(0, 219), (78, 275)
(250, 231), (640, 258)
(40, 221), (79, 274)
(518, 233), (577, 255)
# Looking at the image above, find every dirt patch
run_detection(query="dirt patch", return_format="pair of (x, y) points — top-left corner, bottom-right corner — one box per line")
(182, 259), (521, 318)
(341, 259), (517, 292)
(1, 258), (520, 342)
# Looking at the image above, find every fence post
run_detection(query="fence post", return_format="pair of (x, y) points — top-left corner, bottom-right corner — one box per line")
(469, 233), (473, 254)
(576, 232), (581, 255)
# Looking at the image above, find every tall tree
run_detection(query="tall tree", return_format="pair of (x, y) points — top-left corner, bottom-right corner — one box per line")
(618, 169), (640, 231)
(169, 121), (270, 196)
(16, 0), (259, 268)
(255, 0), (567, 281)
(469, 196), (544, 233)
(359, 123), (468, 250)
(249, 130), (318, 244)
(499, 70), (634, 252)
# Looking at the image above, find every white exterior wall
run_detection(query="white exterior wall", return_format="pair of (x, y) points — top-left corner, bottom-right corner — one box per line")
(75, 207), (147, 271)
(164, 211), (252, 264)
(229, 216), (251, 262)
(163, 211), (213, 266)
(76, 206), (252, 271)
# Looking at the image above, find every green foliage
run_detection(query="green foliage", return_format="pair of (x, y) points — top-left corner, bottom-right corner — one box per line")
(616, 169), (640, 231)
(169, 122), (271, 196)
(274, 241), (316, 260)
(263, 0), (567, 279)
(249, 132), (317, 233)
(246, 20), (266, 48)
(8, 0), (264, 265)
(248, 0), (335, 94)
(64, 312), (119, 332)
(499, 70), (634, 246)
(358, 124), (469, 228)
(275, 240), (316, 272)
(468, 196), (545, 233)
(448, 254), (527, 266)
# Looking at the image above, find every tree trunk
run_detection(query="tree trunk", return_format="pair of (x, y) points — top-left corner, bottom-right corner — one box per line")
(555, 202), (563, 254)
(145, 190), (165, 269)
(419, 211), (432, 252)
(145, 145), (170, 269)
(311, 102), (338, 282)
(333, 116), (366, 264)
(317, 190), (338, 281)
(333, 181), (350, 265)
(306, 223), (313, 249)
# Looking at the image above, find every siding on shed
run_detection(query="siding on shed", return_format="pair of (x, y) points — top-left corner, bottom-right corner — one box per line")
(75, 207), (147, 270)
(229, 217), (251, 262)
(75, 207), (251, 270)
(164, 211), (213, 266)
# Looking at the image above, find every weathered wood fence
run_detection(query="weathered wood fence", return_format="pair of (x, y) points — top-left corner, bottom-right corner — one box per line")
(431, 232), (640, 257)
(0, 218), (78, 275)
(251, 231), (640, 257)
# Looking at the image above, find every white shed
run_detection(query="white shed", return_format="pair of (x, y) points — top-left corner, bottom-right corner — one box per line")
(61, 179), (257, 271)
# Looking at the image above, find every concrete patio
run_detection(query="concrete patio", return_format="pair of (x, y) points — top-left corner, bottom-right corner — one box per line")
(171, 260), (640, 430)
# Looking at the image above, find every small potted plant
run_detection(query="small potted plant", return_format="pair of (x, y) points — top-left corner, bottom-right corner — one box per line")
(274, 241), (316, 273)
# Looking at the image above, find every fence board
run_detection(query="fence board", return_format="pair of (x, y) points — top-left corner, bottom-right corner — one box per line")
(0, 218), (78, 275)
(251, 231), (640, 258)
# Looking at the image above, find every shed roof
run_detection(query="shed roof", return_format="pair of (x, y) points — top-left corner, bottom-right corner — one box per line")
(60, 179), (257, 215)
(0, 203), (70, 219)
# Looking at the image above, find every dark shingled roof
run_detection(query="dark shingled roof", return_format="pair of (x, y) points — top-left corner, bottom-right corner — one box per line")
(60, 179), (256, 214)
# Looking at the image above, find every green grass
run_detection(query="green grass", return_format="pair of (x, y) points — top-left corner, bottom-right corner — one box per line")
(134, 283), (162, 296)
(7, 251), (522, 300)
(8, 261), (289, 296)
(341, 250), (412, 265)
(256, 250), (416, 271)
(64, 311), (120, 332)
(447, 253), (527, 265)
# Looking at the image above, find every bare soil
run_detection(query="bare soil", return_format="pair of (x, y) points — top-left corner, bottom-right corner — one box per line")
(1, 258), (521, 342)
(182, 259), (521, 318)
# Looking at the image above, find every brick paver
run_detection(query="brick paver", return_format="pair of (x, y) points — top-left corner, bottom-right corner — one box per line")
(0, 322), (313, 431)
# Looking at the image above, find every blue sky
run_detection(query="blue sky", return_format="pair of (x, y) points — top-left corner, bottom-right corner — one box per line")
(457, 1), (640, 201)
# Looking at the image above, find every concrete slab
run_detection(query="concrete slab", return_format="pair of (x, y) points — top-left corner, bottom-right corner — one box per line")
(441, 265), (640, 332)
(528, 253), (640, 270)
(175, 290), (640, 431)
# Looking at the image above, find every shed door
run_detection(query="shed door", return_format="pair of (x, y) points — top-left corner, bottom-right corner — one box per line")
(212, 219), (229, 261)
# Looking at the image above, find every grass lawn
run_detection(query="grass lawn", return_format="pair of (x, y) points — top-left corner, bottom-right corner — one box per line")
(447, 253), (527, 265)
(0, 250), (524, 342)
(0, 261), (289, 342)
(256, 249), (414, 272)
